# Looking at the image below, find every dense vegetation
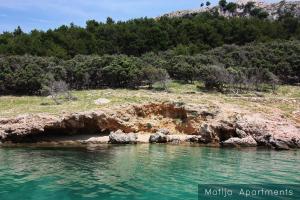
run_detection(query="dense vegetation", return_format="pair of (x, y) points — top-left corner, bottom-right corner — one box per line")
(0, 11), (299, 58)
(0, 0), (299, 95)
(0, 40), (299, 95)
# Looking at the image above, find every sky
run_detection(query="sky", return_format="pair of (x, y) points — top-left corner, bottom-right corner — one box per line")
(0, 0), (280, 33)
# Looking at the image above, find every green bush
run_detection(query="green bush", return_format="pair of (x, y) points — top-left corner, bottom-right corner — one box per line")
(200, 65), (228, 91)
(0, 41), (298, 95)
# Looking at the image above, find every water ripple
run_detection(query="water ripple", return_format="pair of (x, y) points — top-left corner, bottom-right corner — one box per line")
(0, 145), (299, 200)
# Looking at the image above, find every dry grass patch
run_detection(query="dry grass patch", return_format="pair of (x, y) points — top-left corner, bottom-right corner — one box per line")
(0, 83), (299, 119)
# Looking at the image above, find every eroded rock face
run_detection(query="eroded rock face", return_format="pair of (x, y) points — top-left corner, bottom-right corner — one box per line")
(0, 102), (299, 150)
(235, 114), (300, 150)
(0, 114), (60, 143)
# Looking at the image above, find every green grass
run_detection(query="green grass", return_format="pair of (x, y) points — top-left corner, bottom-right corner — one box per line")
(273, 85), (300, 98)
(0, 82), (299, 118)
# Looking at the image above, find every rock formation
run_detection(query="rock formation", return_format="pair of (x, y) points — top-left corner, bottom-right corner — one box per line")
(109, 130), (138, 144)
(0, 102), (299, 150)
(159, 1), (300, 20)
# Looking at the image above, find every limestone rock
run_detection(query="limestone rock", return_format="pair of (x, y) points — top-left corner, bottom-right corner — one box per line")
(236, 128), (248, 138)
(149, 132), (168, 143)
(94, 98), (111, 105)
(198, 124), (218, 144)
(186, 135), (208, 144)
(223, 136), (257, 147)
(0, 102), (299, 150)
(109, 130), (137, 144)
(167, 135), (182, 144)
(157, 128), (170, 135)
(159, 1), (300, 20)
(269, 139), (290, 151)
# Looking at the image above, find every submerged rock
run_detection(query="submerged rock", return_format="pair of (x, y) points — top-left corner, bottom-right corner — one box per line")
(109, 130), (137, 144)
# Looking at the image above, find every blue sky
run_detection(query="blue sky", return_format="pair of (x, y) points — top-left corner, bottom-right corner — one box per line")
(0, 0), (279, 33)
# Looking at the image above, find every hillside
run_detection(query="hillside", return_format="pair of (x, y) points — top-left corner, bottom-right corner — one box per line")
(0, 1), (299, 58)
(0, 0), (299, 96)
(160, 0), (300, 20)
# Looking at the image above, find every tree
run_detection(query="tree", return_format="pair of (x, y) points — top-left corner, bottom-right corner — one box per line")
(106, 17), (115, 24)
(250, 8), (269, 19)
(264, 70), (279, 91)
(0, 10), (298, 58)
(243, 2), (256, 14)
(101, 55), (143, 88)
(167, 56), (201, 83)
(226, 3), (237, 15)
(142, 66), (169, 90)
(219, 0), (227, 12)
(206, 1), (211, 7)
(13, 26), (23, 36)
(13, 63), (46, 95)
(200, 65), (229, 91)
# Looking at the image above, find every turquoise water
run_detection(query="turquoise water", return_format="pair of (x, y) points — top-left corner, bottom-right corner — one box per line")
(0, 145), (299, 200)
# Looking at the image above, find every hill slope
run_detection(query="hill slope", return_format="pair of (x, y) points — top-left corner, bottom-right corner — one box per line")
(160, 1), (300, 20)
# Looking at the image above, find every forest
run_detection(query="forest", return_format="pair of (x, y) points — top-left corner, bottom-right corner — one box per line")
(0, 11), (299, 58)
(0, 1), (299, 95)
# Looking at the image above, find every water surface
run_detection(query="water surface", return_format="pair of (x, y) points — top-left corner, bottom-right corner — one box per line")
(0, 145), (299, 200)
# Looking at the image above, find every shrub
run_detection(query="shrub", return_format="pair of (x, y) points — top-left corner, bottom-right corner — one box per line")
(142, 66), (169, 89)
(42, 80), (76, 105)
(101, 55), (143, 88)
(200, 65), (229, 91)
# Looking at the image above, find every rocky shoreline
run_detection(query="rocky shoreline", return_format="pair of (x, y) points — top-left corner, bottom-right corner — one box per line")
(0, 102), (299, 150)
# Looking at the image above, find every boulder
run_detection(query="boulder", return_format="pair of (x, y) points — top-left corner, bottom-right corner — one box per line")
(199, 124), (218, 143)
(269, 139), (290, 151)
(186, 135), (208, 144)
(223, 136), (257, 147)
(236, 128), (248, 138)
(94, 98), (111, 105)
(109, 130), (137, 144)
(167, 135), (183, 144)
(256, 135), (293, 150)
(149, 132), (168, 143)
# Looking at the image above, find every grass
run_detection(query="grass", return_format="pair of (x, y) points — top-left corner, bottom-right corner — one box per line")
(0, 82), (299, 118)
(273, 85), (300, 98)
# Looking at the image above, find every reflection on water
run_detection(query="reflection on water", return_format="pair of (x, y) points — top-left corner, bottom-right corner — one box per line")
(0, 145), (299, 200)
